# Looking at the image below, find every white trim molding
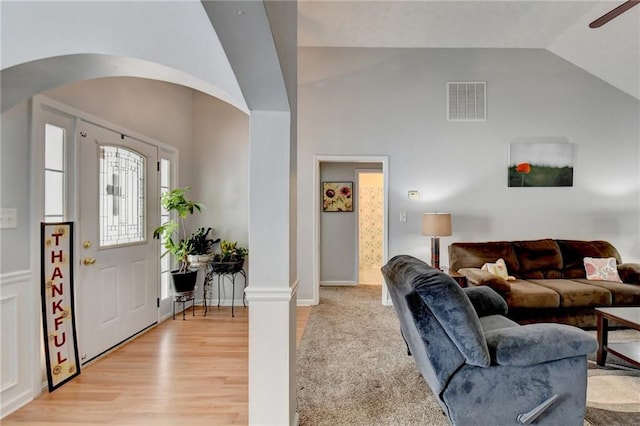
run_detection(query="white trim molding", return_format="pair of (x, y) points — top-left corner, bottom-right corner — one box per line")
(0, 270), (33, 286)
(245, 280), (299, 302)
(0, 270), (35, 419)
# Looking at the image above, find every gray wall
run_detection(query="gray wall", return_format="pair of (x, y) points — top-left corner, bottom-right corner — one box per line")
(297, 47), (640, 302)
(191, 91), (249, 248)
(190, 92), (249, 303)
(0, 102), (31, 272)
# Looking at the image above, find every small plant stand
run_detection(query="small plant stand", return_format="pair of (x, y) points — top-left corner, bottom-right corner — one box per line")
(173, 290), (196, 320)
(203, 261), (247, 317)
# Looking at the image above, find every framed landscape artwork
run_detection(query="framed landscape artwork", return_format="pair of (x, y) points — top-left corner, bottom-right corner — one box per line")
(322, 181), (353, 212)
(508, 142), (575, 187)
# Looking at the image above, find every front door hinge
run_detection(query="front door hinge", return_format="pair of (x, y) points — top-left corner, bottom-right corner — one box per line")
(157, 297), (160, 308)
(157, 161), (160, 172)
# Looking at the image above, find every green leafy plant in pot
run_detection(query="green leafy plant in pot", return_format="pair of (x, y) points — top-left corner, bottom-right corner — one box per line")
(211, 240), (248, 273)
(152, 187), (204, 294)
(186, 227), (220, 267)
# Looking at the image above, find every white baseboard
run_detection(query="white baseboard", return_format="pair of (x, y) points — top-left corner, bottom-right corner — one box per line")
(296, 298), (315, 306)
(320, 281), (357, 287)
(0, 389), (32, 419)
(203, 298), (246, 307)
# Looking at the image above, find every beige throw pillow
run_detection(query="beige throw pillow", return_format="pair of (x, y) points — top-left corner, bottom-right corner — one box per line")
(481, 258), (515, 280)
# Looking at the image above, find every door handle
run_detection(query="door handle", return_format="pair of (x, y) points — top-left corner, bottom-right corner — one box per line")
(83, 257), (97, 265)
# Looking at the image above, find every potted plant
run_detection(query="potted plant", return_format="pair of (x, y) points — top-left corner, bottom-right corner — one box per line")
(152, 187), (204, 294)
(211, 240), (248, 273)
(186, 227), (220, 267)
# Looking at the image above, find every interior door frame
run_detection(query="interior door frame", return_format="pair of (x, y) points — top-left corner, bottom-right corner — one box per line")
(313, 155), (390, 306)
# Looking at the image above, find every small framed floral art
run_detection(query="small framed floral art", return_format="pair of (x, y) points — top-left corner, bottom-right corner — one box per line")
(322, 181), (353, 212)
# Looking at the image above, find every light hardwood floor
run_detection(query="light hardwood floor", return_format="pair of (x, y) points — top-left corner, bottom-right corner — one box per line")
(4, 304), (313, 425)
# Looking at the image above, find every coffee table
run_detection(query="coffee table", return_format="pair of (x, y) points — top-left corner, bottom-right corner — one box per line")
(595, 307), (640, 368)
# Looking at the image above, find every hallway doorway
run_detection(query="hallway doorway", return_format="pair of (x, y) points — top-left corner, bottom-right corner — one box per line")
(313, 155), (389, 305)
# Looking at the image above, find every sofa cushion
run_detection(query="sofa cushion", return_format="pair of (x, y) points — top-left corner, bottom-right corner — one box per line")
(449, 242), (519, 276)
(458, 268), (511, 293)
(556, 240), (622, 279)
(570, 279), (640, 305)
(478, 314), (519, 333)
(618, 263), (640, 284)
(512, 239), (563, 279)
(504, 280), (560, 309)
(485, 323), (598, 366)
(527, 279), (612, 307)
(464, 286), (509, 317)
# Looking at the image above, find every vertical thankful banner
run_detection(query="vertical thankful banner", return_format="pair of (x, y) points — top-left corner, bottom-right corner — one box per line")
(41, 222), (81, 391)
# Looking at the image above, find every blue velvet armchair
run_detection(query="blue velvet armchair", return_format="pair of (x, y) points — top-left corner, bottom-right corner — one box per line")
(382, 255), (598, 425)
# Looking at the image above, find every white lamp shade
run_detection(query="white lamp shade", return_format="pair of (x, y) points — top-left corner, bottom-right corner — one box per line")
(421, 213), (452, 237)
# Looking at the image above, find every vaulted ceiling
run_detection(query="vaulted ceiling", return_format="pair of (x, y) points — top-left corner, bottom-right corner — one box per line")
(298, 0), (640, 99)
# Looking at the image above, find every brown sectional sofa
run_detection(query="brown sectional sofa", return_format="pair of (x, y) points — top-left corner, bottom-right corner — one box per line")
(449, 239), (640, 327)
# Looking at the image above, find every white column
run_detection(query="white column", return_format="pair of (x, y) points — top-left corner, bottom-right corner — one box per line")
(245, 110), (297, 425)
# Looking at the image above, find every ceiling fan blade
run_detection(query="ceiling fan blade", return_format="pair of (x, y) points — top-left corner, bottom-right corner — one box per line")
(589, 0), (640, 28)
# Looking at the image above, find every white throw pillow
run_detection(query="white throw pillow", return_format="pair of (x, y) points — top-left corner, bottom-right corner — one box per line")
(584, 257), (622, 282)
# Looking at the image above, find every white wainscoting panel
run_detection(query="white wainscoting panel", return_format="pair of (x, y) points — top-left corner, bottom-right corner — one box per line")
(1, 294), (18, 392)
(1, 270), (35, 418)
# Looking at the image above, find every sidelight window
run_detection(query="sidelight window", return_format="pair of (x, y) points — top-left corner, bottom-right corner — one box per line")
(44, 124), (66, 223)
(159, 158), (172, 299)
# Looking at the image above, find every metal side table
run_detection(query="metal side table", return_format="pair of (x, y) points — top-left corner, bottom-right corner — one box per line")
(203, 261), (247, 317)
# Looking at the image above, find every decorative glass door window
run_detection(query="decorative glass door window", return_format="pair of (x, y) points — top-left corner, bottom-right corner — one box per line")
(99, 146), (146, 247)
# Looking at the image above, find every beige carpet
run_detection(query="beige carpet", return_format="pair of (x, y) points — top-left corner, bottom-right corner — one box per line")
(297, 285), (640, 426)
(584, 326), (640, 426)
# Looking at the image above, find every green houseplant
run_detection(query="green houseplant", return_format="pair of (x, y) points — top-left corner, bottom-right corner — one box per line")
(211, 240), (248, 273)
(153, 187), (204, 293)
(186, 227), (220, 267)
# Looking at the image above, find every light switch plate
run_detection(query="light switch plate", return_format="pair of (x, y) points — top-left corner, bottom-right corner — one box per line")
(0, 208), (18, 229)
(400, 212), (407, 222)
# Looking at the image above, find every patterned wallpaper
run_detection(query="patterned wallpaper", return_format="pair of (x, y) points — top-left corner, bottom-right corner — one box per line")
(358, 185), (383, 267)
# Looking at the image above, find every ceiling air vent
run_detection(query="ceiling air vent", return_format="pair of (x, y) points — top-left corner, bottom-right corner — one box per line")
(447, 82), (486, 121)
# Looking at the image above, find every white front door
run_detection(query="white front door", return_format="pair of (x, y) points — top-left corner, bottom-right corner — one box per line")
(77, 120), (159, 364)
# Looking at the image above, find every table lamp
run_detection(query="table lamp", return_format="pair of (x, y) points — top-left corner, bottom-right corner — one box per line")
(421, 213), (452, 270)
